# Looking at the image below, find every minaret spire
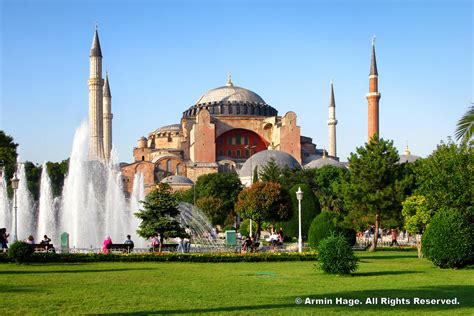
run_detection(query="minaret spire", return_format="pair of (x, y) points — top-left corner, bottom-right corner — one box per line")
(327, 80), (338, 158)
(366, 36), (381, 141)
(103, 71), (113, 160)
(88, 27), (105, 161)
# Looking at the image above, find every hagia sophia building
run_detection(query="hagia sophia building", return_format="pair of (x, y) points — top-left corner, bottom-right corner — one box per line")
(87, 29), (418, 195)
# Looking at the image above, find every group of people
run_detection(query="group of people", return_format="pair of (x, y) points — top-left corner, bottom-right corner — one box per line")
(25, 235), (51, 245)
(102, 235), (134, 253)
(362, 226), (400, 246)
(176, 226), (192, 253)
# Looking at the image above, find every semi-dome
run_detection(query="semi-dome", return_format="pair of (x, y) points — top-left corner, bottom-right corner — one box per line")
(161, 175), (194, 185)
(304, 156), (346, 169)
(239, 150), (301, 178)
(182, 76), (278, 118)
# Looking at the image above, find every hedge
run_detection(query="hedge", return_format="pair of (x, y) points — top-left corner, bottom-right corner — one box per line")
(0, 251), (318, 264)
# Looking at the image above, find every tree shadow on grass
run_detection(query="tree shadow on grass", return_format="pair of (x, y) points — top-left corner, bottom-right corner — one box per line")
(98, 285), (473, 315)
(358, 255), (418, 260)
(0, 285), (35, 293)
(0, 267), (155, 275)
(353, 270), (422, 277)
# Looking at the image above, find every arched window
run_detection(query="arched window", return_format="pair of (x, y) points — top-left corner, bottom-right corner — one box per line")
(236, 134), (241, 145)
(141, 156), (145, 161)
(176, 163), (181, 174)
(236, 149), (241, 157)
(227, 149), (232, 156)
(166, 160), (172, 173)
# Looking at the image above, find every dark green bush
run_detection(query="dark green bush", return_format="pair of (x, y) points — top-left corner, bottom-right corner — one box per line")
(279, 184), (320, 240)
(317, 234), (358, 275)
(8, 241), (34, 263)
(307, 212), (356, 247)
(307, 211), (338, 247)
(0, 251), (318, 263)
(422, 208), (474, 268)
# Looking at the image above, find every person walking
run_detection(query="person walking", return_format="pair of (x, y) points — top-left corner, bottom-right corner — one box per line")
(390, 229), (398, 246)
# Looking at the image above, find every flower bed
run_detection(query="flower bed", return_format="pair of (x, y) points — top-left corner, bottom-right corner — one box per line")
(0, 251), (318, 264)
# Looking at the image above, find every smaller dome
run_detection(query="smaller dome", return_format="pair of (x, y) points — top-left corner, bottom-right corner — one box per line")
(153, 124), (181, 133)
(161, 175), (194, 185)
(304, 157), (346, 169)
(239, 150), (301, 178)
(139, 136), (147, 140)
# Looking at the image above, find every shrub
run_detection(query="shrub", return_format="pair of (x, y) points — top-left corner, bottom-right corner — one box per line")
(8, 241), (34, 263)
(317, 234), (358, 275)
(279, 184), (320, 240)
(422, 208), (474, 268)
(307, 211), (338, 247)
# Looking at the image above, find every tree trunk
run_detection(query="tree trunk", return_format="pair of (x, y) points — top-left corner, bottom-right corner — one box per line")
(416, 234), (423, 258)
(159, 235), (163, 253)
(369, 212), (381, 252)
(255, 221), (262, 242)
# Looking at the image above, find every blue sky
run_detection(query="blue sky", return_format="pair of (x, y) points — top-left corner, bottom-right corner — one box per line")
(0, 0), (472, 164)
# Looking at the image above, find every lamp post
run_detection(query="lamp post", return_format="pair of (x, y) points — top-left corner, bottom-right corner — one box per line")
(244, 145), (257, 238)
(296, 186), (304, 253)
(11, 173), (19, 242)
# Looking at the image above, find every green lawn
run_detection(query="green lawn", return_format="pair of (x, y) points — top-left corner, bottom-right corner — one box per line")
(0, 251), (472, 315)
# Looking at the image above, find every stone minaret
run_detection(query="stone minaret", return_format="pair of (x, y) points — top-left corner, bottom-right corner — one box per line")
(103, 71), (113, 160)
(88, 28), (105, 161)
(327, 80), (337, 157)
(366, 36), (381, 141)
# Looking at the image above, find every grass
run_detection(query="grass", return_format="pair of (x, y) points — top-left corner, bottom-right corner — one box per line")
(0, 251), (472, 315)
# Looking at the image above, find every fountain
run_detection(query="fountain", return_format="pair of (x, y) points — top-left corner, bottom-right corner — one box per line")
(178, 202), (222, 251)
(0, 121), (223, 252)
(37, 162), (57, 244)
(0, 171), (11, 230)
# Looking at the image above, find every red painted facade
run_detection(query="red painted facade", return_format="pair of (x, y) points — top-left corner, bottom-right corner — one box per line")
(216, 129), (268, 159)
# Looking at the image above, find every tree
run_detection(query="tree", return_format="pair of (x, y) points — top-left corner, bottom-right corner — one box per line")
(454, 105), (474, 144)
(259, 158), (282, 183)
(414, 140), (473, 216)
(252, 166), (259, 184)
(340, 136), (407, 251)
(194, 173), (242, 226)
(135, 183), (186, 251)
(280, 167), (316, 191)
(401, 195), (433, 258)
(0, 130), (18, 197)
(235, 181), (292, 240)
(279, 184), (320, 240)
(46, 159), (69, 198)
(24, 161), (41, 201)
(314, 165), (347, 215)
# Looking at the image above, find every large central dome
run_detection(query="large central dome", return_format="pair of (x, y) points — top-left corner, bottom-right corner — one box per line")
(195, 84), (266, 104)
(182, 76), (278, 118)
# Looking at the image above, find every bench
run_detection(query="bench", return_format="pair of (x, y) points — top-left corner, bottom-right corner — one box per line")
(33, 244), (55, 253)
(149, 243), (179, 252)
(106, 243), (134, 253)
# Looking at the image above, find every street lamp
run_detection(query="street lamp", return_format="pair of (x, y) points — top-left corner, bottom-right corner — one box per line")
(11, 173), (19, 242)
(296, 186), (304, 253)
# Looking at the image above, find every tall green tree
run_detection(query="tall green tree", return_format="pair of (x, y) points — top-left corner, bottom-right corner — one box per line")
(280, 167), (316, 191)
(0, 130), (18, 197)
(314, 165), (347, 215)
(414, 140), (473, 216)
(24, 161), (42, 201)
(454, 105), (474, 144)
(340, 136), (407, 251)
(236, 181), (292, 240)
(135, 183), (185, 251)
(194, 173), (242, 226)
(259, 158), (283, 183)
